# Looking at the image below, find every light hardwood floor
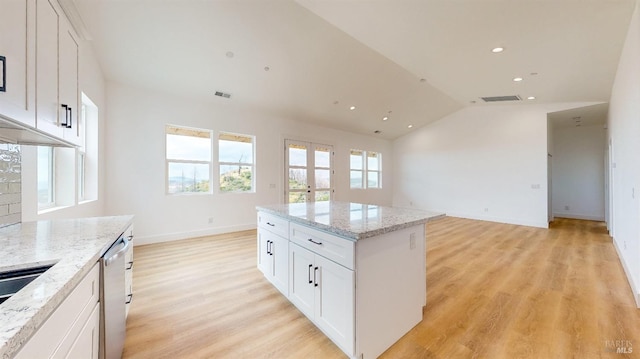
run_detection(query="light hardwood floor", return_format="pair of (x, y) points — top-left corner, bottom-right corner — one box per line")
(123, 217), (640, 358)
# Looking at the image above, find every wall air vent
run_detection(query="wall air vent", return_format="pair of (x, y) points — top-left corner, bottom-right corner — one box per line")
(480, 95), (521, 102)
(214, 91), (232, 99)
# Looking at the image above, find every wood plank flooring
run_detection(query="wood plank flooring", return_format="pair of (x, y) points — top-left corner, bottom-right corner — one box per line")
(123, 217), (640, 359)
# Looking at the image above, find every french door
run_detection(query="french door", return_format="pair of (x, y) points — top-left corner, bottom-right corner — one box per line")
(285, 140), (334, 203)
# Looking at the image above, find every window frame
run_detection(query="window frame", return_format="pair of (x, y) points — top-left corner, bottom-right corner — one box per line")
(349, 149), (382, 189)
(218, 131), (256, 193)
(165, 124), (213, 195)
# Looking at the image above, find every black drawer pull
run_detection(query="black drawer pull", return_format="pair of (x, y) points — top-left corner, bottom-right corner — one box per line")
(125, 293), (133, 304)
(126, 261), (133, 270)
(308, 238), (323, 246)
(266, 222), (275, 227)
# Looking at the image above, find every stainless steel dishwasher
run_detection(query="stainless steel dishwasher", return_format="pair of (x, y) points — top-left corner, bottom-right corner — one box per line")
(100, 234), (131, 359)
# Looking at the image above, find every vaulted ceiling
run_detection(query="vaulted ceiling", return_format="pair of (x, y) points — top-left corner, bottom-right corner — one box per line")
(73, 0), (635, 139)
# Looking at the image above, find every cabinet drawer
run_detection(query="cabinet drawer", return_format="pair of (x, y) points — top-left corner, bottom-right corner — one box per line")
(290, 223), (354, 270)
(257, 212), (289, 239)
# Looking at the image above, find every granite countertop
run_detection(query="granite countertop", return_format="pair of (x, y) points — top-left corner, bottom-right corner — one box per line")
(256, 201), (444, 240)
(0, 215), (134, 359)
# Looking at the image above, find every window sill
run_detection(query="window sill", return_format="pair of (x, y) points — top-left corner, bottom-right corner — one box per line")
(79, 199), (98, 206)
(38, 204), (73, 215)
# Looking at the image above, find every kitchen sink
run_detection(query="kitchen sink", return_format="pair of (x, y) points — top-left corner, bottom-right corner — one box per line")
(0, 265), (54, 305)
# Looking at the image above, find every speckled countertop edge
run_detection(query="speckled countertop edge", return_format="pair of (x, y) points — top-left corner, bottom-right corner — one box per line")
(0, 215), (134, 359)
(256, 202), (445, 241)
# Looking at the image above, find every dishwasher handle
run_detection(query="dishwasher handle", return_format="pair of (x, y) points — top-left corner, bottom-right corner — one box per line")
(104, 237), (131, 267)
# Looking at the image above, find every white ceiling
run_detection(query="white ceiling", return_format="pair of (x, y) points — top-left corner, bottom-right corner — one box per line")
(72, 0), (635, 139)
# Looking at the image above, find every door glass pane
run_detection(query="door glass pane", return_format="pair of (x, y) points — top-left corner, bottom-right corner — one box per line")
(315, 147), (330, 168)
(315, 169), (330, 189)
(315, 191), (330, 202)
(289, 168), (307, 189)
(289, 192), (306, 203)
(367, 171), (379, 188)
(289, 144), (307, 166)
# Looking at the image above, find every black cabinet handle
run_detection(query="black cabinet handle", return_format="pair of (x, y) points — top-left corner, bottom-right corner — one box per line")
(266, 222), (275, 227)
(126, 261), (133, 270)
(308, 264), (313, 284)
(61, 104), (69, 127)
(269, 240), (273, 256)
(314, 267), (319, 287)
(266, 240), (271, 255)
(308, 238), (323, 246)
(67, 106), (72, 128)
(125, 293), (133, 304)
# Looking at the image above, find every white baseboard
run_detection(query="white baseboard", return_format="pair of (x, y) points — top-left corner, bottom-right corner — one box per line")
(552, 213), (605, 221)
(612, 237), (640, 308)
(134, 223), (257, 246)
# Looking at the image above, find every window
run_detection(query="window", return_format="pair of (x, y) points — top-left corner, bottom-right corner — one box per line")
(166, 125), (212, 194)
(350, 149), (382, 189)
(219, 132), (254, 193)
(37, 146), (54, 208)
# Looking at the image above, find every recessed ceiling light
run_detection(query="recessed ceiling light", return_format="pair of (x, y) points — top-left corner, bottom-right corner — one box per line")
(530, 72), (538, 76)
(350, 106), (356, 110)
(374, 130), (381, 134)
(408, 125), (413, 128)
(333, 100), (339, 105)
(382, 116), (388, 121)
(419, 78), (426, 83)
(264, 66), (270, 72)
(527, 96), (536, 100)
(491, 47), (504, 53)
(470, 100), (477, 104)
(513, 77), (523, 82)
(226, 51), (234, 58)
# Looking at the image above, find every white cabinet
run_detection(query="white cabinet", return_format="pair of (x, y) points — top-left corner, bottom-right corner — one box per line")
(257, 228), (289, 296)
(15, 263), (100, 359)
(0, 0), (36, 126)
(257, 209), (428, 359)
(34, 0), (82, 145)
(289, 243), (354, 356)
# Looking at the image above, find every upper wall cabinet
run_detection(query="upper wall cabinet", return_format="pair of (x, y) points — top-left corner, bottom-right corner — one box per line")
(0, 0), (36, 127)
(36, 0), (81, 146)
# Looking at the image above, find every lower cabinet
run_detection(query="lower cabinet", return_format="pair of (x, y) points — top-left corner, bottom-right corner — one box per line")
(289, 243), (354, 356)
(15, 263), (100, 359)
(124, 224), (134, 318)
(257, 228), (289, 296)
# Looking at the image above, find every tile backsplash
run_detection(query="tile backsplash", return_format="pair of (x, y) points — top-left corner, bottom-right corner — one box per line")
(0, 144), (21, 227)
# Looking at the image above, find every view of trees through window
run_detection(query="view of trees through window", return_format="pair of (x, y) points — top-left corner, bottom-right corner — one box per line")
(166, 126), (255, 194)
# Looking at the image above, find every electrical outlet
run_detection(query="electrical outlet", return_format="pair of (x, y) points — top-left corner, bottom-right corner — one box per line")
(484, 208), (489, 212)
(269, 183), (276, 189)
(531, 184), (541, 189)
(409, 233), (416, 249)
(564, 205), (570, 211)
(208, 217), (214, 224)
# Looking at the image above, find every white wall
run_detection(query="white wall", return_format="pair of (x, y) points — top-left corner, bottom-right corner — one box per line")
(392, 102), (601, 228)
(22, 40), (107, 221)
(608, 0), (640, 306)
(551, 124), (606, 220)
(104, 82), (393, 244)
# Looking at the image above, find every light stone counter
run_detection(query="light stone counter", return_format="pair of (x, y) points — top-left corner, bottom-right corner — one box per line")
(0, 215), (134, 359)
(256, 201), (444, 240)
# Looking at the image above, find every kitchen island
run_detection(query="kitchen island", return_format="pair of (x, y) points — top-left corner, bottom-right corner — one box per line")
(256, 202), (443, 359)
(0, 215), (134, 359)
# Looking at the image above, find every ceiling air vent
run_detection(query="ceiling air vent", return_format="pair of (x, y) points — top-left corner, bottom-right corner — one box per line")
(480, 95), (521, 102)
(214, 91), (232, 99)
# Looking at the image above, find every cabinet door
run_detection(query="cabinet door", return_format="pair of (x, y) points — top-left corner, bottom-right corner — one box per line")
(257, 230), (270, 275)
(64, 302), (100, 359)
(289, 243), (315, 319)
(35, 0), (62, 137)
(314, 255), (355, 356)
(271, 234), (289, 296)
(0, 0), (36, 126)
(59, 21), (80, 145)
